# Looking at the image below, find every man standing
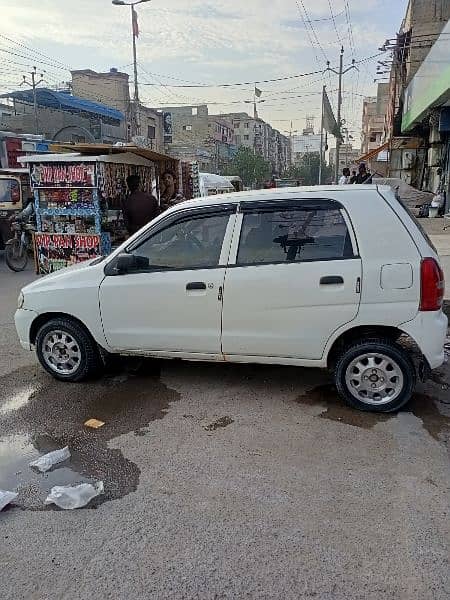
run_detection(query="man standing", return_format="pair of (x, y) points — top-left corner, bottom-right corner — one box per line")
(122, 175), (159, 236)
(355, 163), (373, 184)
(339, 168), (350, 185)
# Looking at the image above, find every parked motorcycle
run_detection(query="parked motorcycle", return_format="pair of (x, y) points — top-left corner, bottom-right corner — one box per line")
(5, 219), (35, 272)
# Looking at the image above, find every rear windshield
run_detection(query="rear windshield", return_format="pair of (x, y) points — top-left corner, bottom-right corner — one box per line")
(393, 191), (437, 253)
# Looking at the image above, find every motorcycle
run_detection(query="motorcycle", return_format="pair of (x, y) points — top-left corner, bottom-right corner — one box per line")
(5, 219), (35, 272)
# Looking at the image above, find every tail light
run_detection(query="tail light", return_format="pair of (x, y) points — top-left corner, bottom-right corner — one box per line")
(420, 258), (445, 311)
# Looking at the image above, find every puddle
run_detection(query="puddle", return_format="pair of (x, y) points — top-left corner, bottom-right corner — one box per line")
(0, 360), (180, 510)
(296, 384), (450, 441)
(0, 434), (94, 510)
(204, 416), (234, 431)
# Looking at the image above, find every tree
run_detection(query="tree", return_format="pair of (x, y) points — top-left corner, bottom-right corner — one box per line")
(223, 146), (272, 188)
(285, 152), (332, 186)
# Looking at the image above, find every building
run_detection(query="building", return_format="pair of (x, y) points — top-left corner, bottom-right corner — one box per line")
(291, 133), (321, 163)
(0, 88), (125, 143)
(223, 112), (289, 175)
(382, 1), (450, 192)
(71, 68), (164, 151)
(360, 84), (389, 175)
(158, 104), (235, 172)
(329, 144), (361, 173)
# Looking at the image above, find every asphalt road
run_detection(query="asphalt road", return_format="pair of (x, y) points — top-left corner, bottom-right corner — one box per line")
(0, 254), (449, 599)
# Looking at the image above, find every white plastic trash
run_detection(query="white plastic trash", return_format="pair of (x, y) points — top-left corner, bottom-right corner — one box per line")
(29, 446), (71, 473)
(44, 481), (104, 510)
(0, 490), (18, 511)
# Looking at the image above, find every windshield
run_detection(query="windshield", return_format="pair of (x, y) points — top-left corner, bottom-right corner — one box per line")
(0, 178), (20, 205)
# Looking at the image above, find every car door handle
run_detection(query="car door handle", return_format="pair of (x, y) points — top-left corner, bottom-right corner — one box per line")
(320, 276), (344, 285)
(186, 282), (206, 291)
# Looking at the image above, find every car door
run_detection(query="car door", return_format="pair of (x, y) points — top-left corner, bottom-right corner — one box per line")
(221, 199), (362, 360)
(99, 206), (236, 355)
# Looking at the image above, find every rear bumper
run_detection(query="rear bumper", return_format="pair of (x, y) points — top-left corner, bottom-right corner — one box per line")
(400, 310), (448, 370)
(14, 308), (38, 351)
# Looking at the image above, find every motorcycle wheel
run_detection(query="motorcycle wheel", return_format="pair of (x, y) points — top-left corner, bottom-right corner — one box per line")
(5, 238), (28, 272)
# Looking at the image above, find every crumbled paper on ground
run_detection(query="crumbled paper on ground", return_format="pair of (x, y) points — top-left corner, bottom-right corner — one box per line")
(44, 481), (104, 510)
(29, 446), (71, 473)
(0, 490), (18, 511)
(84, 418), (105, 429)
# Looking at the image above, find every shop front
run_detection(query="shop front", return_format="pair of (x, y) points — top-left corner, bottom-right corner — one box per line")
(20, 144), (202, 274)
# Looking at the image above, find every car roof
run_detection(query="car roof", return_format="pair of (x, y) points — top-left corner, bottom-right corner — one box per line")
(168, 184), (388, 215)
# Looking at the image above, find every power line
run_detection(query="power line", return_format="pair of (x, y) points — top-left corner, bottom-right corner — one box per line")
(297, 0), (328, 62)
(327, 0), (343, 45)
(294, 0), (322, 69)
(309, 8), (346, 22)
(0, 47), (68, 72)
(0, 33), (70, 70)
(133, 53), (383, 90)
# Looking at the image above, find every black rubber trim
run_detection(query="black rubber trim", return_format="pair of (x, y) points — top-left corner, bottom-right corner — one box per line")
(238, 198), (343, 213)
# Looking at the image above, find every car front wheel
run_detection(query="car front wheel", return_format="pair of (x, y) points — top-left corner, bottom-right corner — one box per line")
(334, 338), (416, 412)
(36, 318), (102, 382)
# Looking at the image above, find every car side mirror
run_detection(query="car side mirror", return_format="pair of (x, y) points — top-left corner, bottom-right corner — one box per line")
(116, 253), (149, 274)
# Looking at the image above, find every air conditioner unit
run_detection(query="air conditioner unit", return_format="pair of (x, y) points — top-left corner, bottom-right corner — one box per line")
(21, 141), (37, 152)
(402, 150), (415, 170)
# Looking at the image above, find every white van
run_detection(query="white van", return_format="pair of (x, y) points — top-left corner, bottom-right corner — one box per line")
(15, 185), (447, 412)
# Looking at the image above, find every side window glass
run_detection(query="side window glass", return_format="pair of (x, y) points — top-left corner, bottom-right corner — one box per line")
(237, 208), (353, 265)
(132, 213), (229, 269)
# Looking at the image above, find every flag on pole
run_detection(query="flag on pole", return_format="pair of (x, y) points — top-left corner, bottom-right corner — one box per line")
(132, 7), (139, 38)
(254, 87), (262, 98)
(322, 88), (342, 141)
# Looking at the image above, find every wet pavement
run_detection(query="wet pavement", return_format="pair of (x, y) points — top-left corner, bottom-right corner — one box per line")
(1, 259), (450, 599)
(0, 361), (179, 510)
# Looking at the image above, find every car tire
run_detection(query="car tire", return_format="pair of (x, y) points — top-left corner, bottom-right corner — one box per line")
(334, 338), (416, 413)
(36, 318), (102, 382)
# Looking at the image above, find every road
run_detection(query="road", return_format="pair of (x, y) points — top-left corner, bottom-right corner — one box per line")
(0, 254), (449, 599)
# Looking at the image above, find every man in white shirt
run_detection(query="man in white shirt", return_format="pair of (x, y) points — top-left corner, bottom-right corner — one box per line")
(338, 168), (350, 185)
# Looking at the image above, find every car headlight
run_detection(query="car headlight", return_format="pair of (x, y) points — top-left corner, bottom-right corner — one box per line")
(17, 292), (24, 309)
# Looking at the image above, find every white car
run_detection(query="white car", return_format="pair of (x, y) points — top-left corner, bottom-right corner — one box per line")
(15, 185), (447, 412)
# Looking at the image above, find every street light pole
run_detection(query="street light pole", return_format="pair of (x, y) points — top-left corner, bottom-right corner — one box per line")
(112, 0), (151, 137)
(325, 47), (357, 183)
(131, 5), (139, 105)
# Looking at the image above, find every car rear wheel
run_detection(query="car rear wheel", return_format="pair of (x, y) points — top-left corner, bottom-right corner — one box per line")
(36, 318), (102, 382)
(334, 338), (415, 412)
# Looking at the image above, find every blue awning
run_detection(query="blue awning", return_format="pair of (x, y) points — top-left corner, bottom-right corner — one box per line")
(0, 88), (124, 122)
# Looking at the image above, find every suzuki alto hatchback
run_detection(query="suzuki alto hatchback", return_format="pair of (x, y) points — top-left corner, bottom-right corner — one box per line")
(15, 186), (447, 412)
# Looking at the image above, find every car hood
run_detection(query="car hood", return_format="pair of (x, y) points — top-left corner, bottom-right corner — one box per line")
(22, 258), (103, 293)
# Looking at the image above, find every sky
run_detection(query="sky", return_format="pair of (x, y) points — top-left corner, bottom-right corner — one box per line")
(0, 0), (408, 140)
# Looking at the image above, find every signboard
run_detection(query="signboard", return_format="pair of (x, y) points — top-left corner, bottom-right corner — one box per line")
(163, 112), (173, 145)
(31, 163), (96, 188)
(34, 233), (101, 274)
(38, 188), (94, 209)
(402, 20), (450, 132)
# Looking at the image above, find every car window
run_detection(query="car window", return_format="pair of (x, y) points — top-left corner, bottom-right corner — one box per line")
(131, 213), (230, 269)
(237, 208), (354, 265)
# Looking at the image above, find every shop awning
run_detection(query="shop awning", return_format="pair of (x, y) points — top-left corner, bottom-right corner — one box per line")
(356, 141), (389, 164)
(52, 143), (177, 164)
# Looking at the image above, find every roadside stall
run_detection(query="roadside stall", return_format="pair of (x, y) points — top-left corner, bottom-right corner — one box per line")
(20, 145), (181, 274)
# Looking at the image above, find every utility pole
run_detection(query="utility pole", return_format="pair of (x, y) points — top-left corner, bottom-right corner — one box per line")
(21, 66), (44, 134)
(319, 85), (325, 184)
(325, 47), (357, 183)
